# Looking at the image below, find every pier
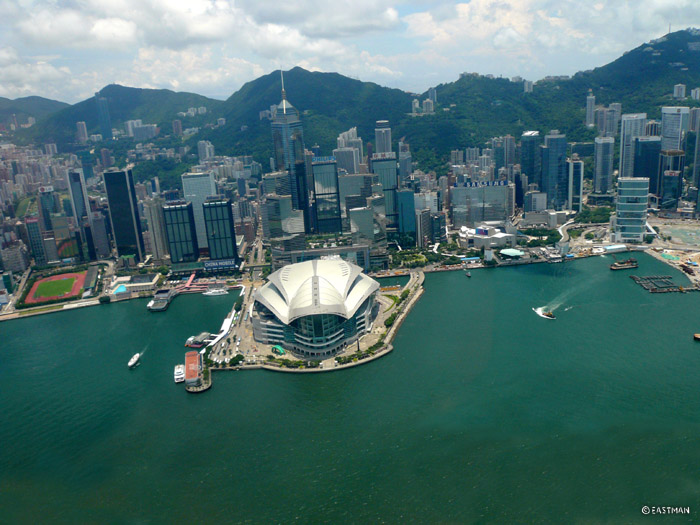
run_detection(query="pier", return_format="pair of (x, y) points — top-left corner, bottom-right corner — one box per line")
(630, 275), (700, 293)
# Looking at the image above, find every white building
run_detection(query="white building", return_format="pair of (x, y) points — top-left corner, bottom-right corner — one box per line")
(661, 106), (690, 151)
(673, 84), (686, 99)
(613, 177), (649, 243)
(619, 113), (647, 179)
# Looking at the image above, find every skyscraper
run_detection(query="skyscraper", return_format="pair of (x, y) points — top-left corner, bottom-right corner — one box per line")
(163, 201), (199, 263)
(585, 92), (595, 127)
(658, 150), (685, 208)
(542, 130), (568, 208)
(633, 136), (662, 194)
(661, 106), (690, 150)
(594, 137), (615, 194)
(271, 74), (310, 233)
(203, 197), (240, 265)
(37, 185), (56, 232)
(66, 170), (91, 228)
(143, 197), (169, 262)
(396, 189), (417, 235)
(520, 131), (541, 190)
(567, 155), (584, 213)
(374, 120), (392, 154)
(104, 169), (145, 262)
(95, 93), (112, 140)
(332, 147), (360, 174)
(25, 217), (47, 266)
(372, 152), (399, 228)
(613, 178), (649, 243)
(311, 157), (342, 234)
(619, 113), (647, 179)
(181, 171), (217, 251)
(398, 141), (412, 181)
(76, 121), (88, 144)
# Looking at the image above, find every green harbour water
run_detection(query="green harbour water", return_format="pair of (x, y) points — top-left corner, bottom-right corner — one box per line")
(3, 254), (700, 522)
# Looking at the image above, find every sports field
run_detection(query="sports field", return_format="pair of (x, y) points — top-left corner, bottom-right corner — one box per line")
(25, 271), (87, 304)
(34, 277), (76, 298)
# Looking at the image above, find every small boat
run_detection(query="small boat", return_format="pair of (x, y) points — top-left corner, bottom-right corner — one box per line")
(128, 353), (140, 368)
(174, 364), (185, 383)
(465, 271), (471, 278)
(610, 257), (638, 270)
(694, 334), (700, 342)
(533, 307), (556, 320)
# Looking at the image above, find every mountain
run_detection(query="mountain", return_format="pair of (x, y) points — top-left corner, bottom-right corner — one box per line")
(11, 29), (700, 170)
(0, 96), (69, 127)
(18, 85), (224, 148)
(197, 66), (413, 164)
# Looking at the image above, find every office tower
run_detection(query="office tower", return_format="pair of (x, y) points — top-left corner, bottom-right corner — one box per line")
(520, 131), (541, 189)
(661, 106), (690, 150)
(372, 152), (399, 228)
(332, 147), (360, 174)
(263, 171), (291, 196)
(37, 185), (56, 231)
(89, 212), (110, 258)
(261, 194), (304, 239)
(181, 171), (217, 250)
(76, 121), (88, 144)
(524, 191), (547, 212)
(149, 177), (161, 196)
(619, 113), (647, 178)
(271, 77), (310, 232)
(658, 150), (685, 208)
(542, 130), (568, 208)
(645, 120), (661, 136)
(431, 212), (447, 243)
(450, 182), (512, 227)
(594, 137), (615, 194)
(613, 178), (649, 243)
(674, 84), (686, 99)
(415, 209), (431, 248)
(690, 108), (700, 132)
(143, 197), (169, 262)
(428, 87), (437, 104)
(311, 157), (342, 233)
(338, 174), (373, 216)
(567, 155), (584, 213)
(398, 141), (412, 181)
(374, 120), (392, 154)
(25, 217), (47, 265)
(79, 151), (94, 180)
(585, 92), (595, 127)
(198, 140), (215, 161)
(66, 170), (91, 228)
(203, 197), (240, 264)
(396, 189), (416, 234)
(172, 119), (183, 136)
(104, 169), (145, 262)
(348, 207), (374, 241)
(163, 201), (199, 263)
(101, 148), (112, 168)
(633, 137), (662, 194)
(95, 93), (112, 140)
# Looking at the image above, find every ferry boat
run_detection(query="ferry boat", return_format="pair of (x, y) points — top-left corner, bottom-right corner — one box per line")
(128, 353), (140, 368)
(610, 258), (638, 270)
(203, 286), (228, 296)
(185, 332), (211, 348)
(174, 364), (185, 383)
(147, 288), (178, 311)
(532, 307), (556, 320)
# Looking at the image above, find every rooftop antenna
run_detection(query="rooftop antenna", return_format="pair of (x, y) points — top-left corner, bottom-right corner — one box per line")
(280, 70), (287, 114)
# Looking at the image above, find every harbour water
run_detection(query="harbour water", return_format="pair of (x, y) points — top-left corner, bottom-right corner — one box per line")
(3, 255), (700, 522)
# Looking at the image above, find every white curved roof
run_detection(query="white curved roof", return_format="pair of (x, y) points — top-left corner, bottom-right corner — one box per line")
(254, 259), (379, 325)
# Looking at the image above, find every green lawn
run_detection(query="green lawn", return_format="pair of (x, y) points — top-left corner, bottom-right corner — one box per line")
(34, 278), (76, 298)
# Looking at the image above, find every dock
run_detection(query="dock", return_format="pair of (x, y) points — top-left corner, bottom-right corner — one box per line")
(630, 275), (700, 293)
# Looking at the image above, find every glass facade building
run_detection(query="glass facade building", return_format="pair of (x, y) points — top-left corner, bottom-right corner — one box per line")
(312, 157), (342, 233)
(372, 152), (399, 228)
(104, 169), (145, 262)
(181, 172), (217, 251)
(614, 178), (649, 243)
(203, 197), (240, 264)
(163, 201), (199, 263)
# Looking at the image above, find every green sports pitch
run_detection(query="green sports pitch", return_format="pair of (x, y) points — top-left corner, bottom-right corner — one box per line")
(33, 278), (76, 298)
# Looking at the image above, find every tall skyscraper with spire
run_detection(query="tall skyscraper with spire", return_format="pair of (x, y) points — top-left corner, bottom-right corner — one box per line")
(271, 72), (311, 233)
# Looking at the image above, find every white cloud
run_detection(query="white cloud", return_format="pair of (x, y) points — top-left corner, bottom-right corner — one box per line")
(0, 47), (72, 99)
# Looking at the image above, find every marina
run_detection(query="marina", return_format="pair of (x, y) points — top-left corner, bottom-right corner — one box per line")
(629, 275), (700, 293)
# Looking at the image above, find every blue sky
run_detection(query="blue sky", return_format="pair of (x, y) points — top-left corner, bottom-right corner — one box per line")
(1, 0), (699, 103)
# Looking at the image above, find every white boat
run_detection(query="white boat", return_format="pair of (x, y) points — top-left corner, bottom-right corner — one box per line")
(532, 307), (556, 320)
(203, 286), (228, 296)
(174, 364), (185, 383)
(128, 353), (141, 368)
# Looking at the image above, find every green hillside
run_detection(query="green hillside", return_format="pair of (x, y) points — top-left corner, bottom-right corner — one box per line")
(0, 96), (68, 128)
(18, 85), (224, 148)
